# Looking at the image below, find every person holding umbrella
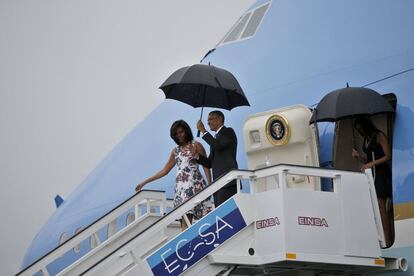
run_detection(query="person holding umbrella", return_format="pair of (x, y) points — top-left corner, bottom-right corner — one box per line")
(135, 120), (213, 231)
(192, 110), (239, 207)
(311, 86), (395, 246)
(159, 63), (249, 207)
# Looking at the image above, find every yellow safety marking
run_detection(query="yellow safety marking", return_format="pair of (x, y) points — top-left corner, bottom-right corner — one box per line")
(394, 201), (414, 221)
(286, 253), (297, 259)
(375, 258), (385, 265)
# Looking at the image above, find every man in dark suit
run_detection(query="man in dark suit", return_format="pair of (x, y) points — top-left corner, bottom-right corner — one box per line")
(195, 110), (238, 207)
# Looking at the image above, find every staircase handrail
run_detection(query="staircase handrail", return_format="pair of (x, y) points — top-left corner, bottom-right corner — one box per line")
(17, 190), (167, 276)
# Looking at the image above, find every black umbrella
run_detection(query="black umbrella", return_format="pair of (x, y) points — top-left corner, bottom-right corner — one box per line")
(309, 87), (395, 124)
(160, 63), (250, 135)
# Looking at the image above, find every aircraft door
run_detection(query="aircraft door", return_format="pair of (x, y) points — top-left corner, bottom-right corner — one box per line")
(333, 94), (396, 172)
(332, 93), (396, 248)
(243, 104), (320, 192)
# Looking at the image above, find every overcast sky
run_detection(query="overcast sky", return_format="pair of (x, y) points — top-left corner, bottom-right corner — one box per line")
(0, 0), (254, 274)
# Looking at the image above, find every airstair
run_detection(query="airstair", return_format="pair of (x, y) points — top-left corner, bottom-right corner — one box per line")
(18, 105), (408, 275)
(18, 165), (408, 276)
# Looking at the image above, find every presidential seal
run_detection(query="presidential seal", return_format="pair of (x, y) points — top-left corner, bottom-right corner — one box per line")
(265, 114), (290, 146)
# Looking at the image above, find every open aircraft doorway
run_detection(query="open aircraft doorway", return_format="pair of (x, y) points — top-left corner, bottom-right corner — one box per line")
(333, 93), (397, 248)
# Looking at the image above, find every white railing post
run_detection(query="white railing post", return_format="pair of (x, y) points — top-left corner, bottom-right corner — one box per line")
(280, 169), (288, 190)
(365, 169), (386, 248)
(333, 174), (341, 193)
(40, 268), (50, 276)
(160, 198), (165, 215)
(249, 175), (257, 194)
(134, 203), (140, 220)
(92, 232), (101, 247)
(146, 199), (151, 214)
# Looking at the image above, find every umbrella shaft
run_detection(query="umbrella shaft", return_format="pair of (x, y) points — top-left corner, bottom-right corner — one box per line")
(197, 107), (204, 137)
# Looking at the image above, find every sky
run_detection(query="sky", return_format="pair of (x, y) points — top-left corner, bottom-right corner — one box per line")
(0, 0), (254, 274)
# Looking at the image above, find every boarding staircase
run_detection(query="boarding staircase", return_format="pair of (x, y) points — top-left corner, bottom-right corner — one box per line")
(17, 164), (408, 276)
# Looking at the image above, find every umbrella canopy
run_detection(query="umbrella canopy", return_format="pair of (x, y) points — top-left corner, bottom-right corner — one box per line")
(159, 64), (250, 110)
(310, 87), (395, 124)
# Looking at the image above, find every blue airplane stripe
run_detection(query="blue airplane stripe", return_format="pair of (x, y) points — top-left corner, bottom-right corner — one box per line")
(147, 198), (239, 268)
(149, 207), (246, 276)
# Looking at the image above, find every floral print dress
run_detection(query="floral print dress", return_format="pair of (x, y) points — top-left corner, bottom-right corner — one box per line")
(173, 141), (213, 219)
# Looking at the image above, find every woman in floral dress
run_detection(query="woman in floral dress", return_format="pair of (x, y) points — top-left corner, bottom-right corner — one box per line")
(135, 120), (212, 230)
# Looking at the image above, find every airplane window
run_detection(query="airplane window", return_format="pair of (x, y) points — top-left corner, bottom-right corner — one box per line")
(218, 1), (271, 46)
(222, 12), (251, 44)
(73, 227), (82, 253)
(126, 212), (135, 225)
(59, 232), (69, 245)
(241, 3), (270, 39)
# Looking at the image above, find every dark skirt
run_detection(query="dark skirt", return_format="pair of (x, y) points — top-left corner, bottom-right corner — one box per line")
(373, 164), (392, 198)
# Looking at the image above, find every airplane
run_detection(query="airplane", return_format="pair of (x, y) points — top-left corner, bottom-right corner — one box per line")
(18, 0), (414, 275)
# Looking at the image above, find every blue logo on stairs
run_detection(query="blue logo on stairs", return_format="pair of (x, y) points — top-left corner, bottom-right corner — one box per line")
(147, 198), (246, 276)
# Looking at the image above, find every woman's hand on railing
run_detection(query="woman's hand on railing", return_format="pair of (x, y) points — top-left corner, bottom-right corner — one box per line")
(361, 161), (375, 172)
(135, 182), (145, 193)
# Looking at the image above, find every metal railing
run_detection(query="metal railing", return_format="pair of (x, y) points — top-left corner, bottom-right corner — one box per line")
(77, 165), (378, 275)
(17, 190), (172, 276)
(18, 164), (383, 276)
(76, 169), (253, 275)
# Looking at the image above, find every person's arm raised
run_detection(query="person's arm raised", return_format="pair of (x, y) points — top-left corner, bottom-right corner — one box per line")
(135, 149), (176, 192)
(203, 127), (236, 151)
